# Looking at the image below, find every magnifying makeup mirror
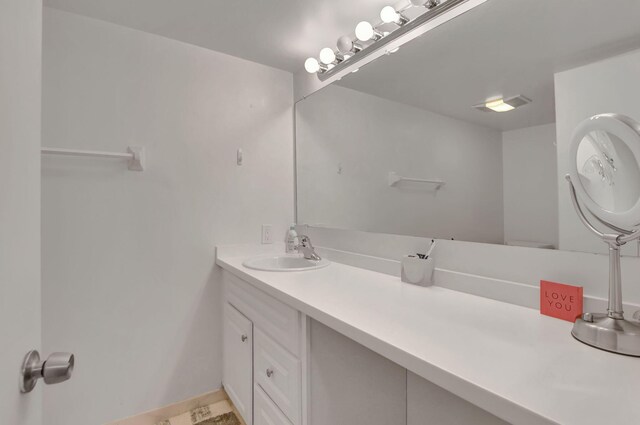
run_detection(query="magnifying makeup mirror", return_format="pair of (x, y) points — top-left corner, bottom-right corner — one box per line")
(567, 113), (640, 356)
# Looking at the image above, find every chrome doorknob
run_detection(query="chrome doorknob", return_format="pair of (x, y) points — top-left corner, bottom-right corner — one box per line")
(20, 350), (75, 393)
(42, 352), (74, 384)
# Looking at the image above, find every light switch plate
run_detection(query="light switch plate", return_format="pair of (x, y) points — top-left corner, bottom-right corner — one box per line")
(261, 224), (273, 244)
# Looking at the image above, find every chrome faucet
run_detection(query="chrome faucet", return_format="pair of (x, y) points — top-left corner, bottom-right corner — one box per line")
(297, 235), (321, 261)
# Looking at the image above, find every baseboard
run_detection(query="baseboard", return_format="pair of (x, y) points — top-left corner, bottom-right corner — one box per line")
(106, 388), (227, 425)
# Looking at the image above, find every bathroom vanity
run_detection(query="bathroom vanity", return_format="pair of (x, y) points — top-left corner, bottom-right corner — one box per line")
(222, 266), (306, 425)
(217, 245), (640, 425)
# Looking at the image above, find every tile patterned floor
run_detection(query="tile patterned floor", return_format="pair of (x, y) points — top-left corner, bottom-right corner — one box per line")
(156, 400), (241, 425)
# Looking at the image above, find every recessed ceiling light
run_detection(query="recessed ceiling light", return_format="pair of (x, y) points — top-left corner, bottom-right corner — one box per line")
(474, 95), (531, 113)
(485, 98), (514, 112)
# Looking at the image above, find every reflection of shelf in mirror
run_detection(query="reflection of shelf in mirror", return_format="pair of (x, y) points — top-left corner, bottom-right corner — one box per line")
(388, 171), (445, 189)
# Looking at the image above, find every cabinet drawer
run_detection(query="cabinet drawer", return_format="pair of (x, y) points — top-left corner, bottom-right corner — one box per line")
(254, 328), (301, 425)
(254, 385), (293, 425)
(223, 270), (300, 356)
(223, 303), (253, 425)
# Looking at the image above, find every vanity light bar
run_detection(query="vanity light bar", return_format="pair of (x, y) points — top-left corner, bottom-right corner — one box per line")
(304, 0), (471, 81)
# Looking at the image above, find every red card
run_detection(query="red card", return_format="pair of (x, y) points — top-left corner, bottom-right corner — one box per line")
(540, 280), (583, 322)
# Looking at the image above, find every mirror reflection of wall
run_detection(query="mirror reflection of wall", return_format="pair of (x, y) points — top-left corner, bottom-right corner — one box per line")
(296, 0), (640, 255)
(297, 84), (559, 246)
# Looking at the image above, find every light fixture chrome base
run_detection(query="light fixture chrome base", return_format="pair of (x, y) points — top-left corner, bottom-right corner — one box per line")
(572, 313), (640, 357)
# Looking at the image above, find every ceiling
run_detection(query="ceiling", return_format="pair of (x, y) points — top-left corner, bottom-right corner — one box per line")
(43, 0), (395, 73)
(45, 0), (640, 131)
(335, 0), (640, 131)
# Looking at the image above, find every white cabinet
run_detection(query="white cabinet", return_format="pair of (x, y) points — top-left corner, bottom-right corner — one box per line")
(223, 270), (506, 425)
(254, 328), (301, 423)
(308, 320), (406, 425)
(255, 385), (294, 425)
(223, 302), (253, 425)
(223, 271), (304, 425)
(224, 271), (300, 355)
(407, 372), (508, 425)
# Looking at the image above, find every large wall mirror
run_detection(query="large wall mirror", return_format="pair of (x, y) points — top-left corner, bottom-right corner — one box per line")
(295, 0), (640, 255)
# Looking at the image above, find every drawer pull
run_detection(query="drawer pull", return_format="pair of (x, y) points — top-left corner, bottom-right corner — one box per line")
(266, 368), (274, 378)
(241, 334), (248, 342)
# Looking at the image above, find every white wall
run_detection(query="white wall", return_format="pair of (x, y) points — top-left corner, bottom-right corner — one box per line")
(296, 84), (504, 244)
(41, 9), (294, 425)
(556, 48), (640, 255)
(0, 1), (42, 424)
(502, 123), (558, 247)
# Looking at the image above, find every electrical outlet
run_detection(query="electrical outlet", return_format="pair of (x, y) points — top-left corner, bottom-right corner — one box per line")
(261, 224), (273, 244)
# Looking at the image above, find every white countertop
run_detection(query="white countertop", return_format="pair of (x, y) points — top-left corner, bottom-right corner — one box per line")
(216, 245), (640, 425)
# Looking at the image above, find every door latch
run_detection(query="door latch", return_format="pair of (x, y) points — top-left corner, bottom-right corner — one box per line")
(20, 350), (75, 393)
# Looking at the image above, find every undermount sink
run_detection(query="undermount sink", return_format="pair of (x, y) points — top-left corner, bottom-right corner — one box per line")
(242, 254), (330, 272)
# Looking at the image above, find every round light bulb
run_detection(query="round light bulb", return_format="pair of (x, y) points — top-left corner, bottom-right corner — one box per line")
(337, 35), (354, 54)
(319, 48), (336, 65)
(380, 6), (400, 24)
(355, 21), (375, 42)
(304, 57), (320, 74)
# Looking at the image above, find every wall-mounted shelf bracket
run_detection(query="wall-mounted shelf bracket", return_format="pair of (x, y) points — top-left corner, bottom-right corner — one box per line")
(388, 171), (444, 189)
(126, 146), (145, 171)
(41, 146), (146, 171)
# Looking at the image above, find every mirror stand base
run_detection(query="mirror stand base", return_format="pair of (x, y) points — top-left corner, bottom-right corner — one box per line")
(572, 314), (640, 357)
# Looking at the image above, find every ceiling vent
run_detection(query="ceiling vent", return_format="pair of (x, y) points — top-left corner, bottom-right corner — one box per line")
(474, 95), (532, 112)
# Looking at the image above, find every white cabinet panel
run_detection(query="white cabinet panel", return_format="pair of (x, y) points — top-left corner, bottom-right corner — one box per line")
(309, 320), (406, 425)
(254, 328), (301, 425)
(224, 271), (300, 356)
(254, 385), (294, 425)
(223, 302), (253, 425)
(407, 371), (508, 425)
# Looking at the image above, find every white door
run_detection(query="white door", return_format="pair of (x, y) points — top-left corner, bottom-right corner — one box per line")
(223, 302), (253, 425)
(0, 0), (42, 424)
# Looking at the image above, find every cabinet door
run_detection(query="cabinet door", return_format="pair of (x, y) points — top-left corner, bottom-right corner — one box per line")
(407, 372), (508, 425)
(254, 328), (301, 425)
(254, 385), (293, 425)
(309, 320), (406, 425)
(224, 302), (253, 425)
